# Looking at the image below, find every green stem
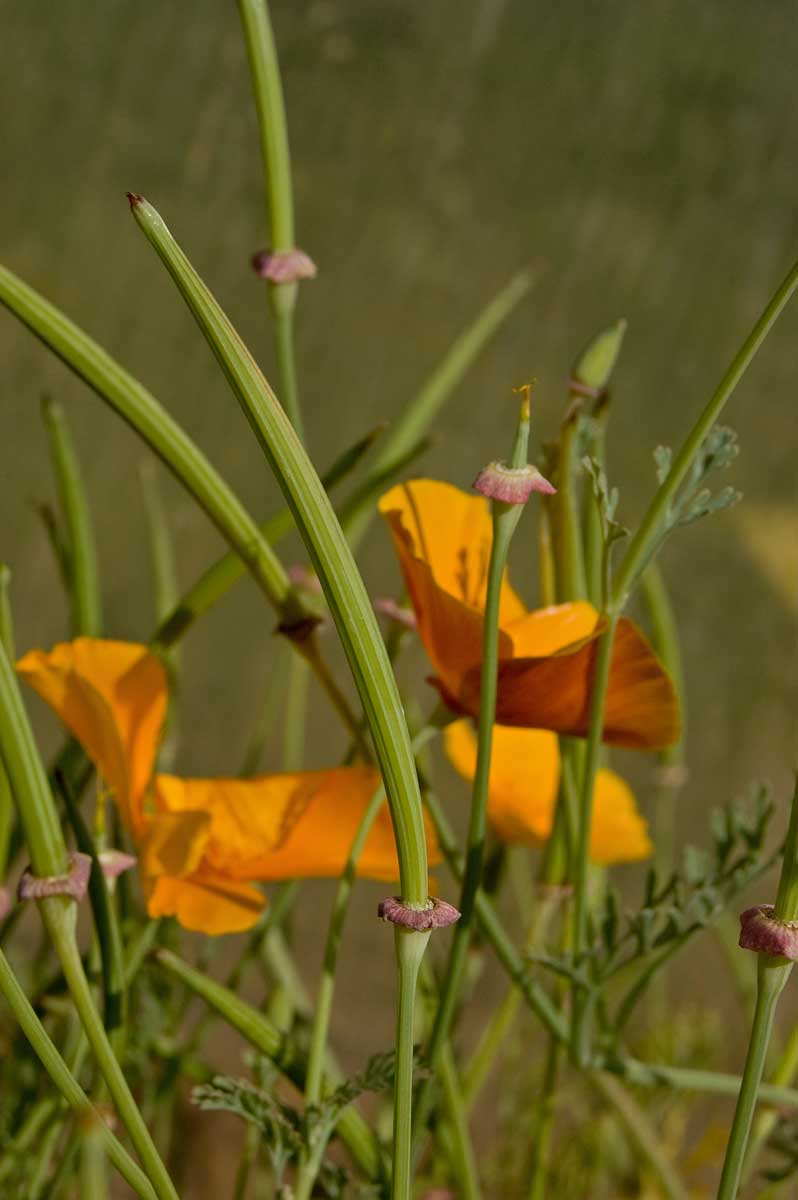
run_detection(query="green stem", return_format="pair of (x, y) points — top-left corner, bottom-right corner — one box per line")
(237, 0), (294, 249)
(741, 1024), (798, 1185)
(282, 655), (309, 771)
(41, 397), (103, 636)
(237, 0), (305, 436)
(393, 928), (431, 1200)
(411, 403), (529, 1149)
(570, 615), (618, 1063)
(527, 1039), (563, 1200)
(0, 638), (66, 877)
(606, 1056), (798, 1109)
(154, 946), (383, 1182)
(612, 257), (798, 610)
(41, 900), (179, 1200)
(0, 947), (157, 1200)
(271, 300), (304, 440)
(296, 728), (437, 1200)
(439, 1041), (482, 1200)
(551, 404), (587, 601)
(129, 194), (429, 905)
(422, 787), (567, 1044)
(717, 960), (791, 1200)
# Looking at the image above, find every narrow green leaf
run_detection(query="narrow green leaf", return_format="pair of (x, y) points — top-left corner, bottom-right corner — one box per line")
(129, 193), (428, 905)
(41, 397), (103, 637)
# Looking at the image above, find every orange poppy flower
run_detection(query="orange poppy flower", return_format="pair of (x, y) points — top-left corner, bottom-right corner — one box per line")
(444, 720), (651, 864)
(17, 638), (439, 934)
(378, 480), (679, 750)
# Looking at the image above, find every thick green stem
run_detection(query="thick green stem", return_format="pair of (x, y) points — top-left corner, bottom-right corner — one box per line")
(41, 397), (103, 636)
(612, 257), (798, 610)
(392, 928), (430, 1200)
(717, 961), (791, 1200)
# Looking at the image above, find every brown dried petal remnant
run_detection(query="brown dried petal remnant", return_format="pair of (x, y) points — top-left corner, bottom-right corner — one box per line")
(251, 248), (317, 284)
(378, 895), (461, 930)
(473, 461), (556, 505)
(739, 904), (798, 960)
(18, 851), (93, 902)
(0, 886), (10, 920)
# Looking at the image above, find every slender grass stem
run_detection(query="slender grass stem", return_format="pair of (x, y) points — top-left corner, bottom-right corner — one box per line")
(439, 1041), (482, 1200)
(612, 256), (798, 610)
(411, 401), (529, 1152)
(570, 615), (617, 1063)
(41, 900), (179, 1200)
(41, 397), (103, 636)
(0, 948), (156, 1200)
(527, 1038), (563, 1200)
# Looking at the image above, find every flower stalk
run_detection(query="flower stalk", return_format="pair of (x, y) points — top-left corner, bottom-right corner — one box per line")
(411, 390), (542, 1153)
(716, 778), (798, 1200)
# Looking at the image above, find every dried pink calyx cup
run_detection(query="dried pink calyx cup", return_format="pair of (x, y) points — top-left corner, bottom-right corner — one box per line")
(18, 851), (93, 903)
(739, 904), (798, 960)
(378, 896), (461, 931)
(251, 248), (317, 284)
(473, 461), (556, 505)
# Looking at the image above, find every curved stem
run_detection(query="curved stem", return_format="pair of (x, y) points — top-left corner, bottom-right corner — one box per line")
(0, 946), (157, 1200)
(41, 900), (178, 1200)
(717, 961), (791, 1200)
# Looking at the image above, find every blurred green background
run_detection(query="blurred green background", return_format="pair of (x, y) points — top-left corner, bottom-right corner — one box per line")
(1, 0), (797, 1191)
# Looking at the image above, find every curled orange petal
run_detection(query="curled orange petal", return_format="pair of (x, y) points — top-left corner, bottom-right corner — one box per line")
(379, 481), (679, 750)
(17, 639), (167, 834)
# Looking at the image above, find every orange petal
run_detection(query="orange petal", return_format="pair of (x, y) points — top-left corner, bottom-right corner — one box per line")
(445, 720), (651, 863)
(444, 720), (559, 844)
(145, 871), (265, 935)
(590, 770), (652, 864)
(139, 810), (211, 879)
(17, 639), (167, 834)
(447, 617), (679, 750)
(153, 766), (441, 883)
(503, 602), (599, 657)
